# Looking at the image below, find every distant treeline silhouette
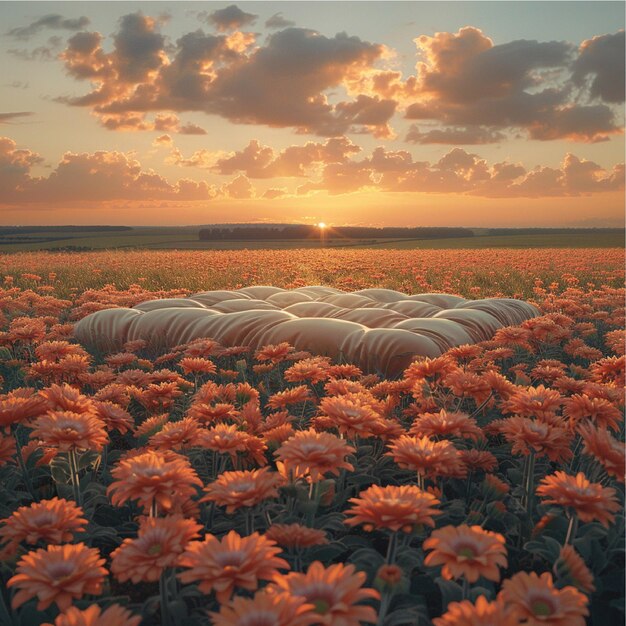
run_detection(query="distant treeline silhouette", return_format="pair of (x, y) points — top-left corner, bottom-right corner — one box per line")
(0, 226), (132, 235)
(486, 228), (623, 236)
(199, 226), (475, 241)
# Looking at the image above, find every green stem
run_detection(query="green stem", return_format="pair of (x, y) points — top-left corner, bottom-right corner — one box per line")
(376, 590), (391, 626)
(565, 514), (579, 545)
(462, 577), (470, 600)
(385, 532), (398, 564)
(13, 429), (38, 502)
(68, 448), (82, 507)
(159, 569), (171, 626)
(525, 452), (536, 521)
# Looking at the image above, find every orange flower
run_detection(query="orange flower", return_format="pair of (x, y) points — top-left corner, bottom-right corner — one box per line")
(39, 383), (93, 414)
(554, 545), (595, 594)
(177, 530), (289, 603)
(92, 400), (134, 434)
(0, 431), (16, 466)
(409, 410), (483, 441)
(256, 342), (295, 363)
(108, 450), (202, 514)
(498, 416), (573, 463)
(433, 596), (518, 626)
(30, 410), (108, 452)
(268, 561), (379, 626)
(284, 357), (330, 384)
(0, 388), (48, 427)
(403, 356), (458, 382)
(179, 357), (217, 376)
(345, 484), (440, 532)
(148, 416), (202, 450)
(499, 571), (589, 626)
(274, 429), (355, 483)
(443, 370), (491, 404)
(211, 589), (317, 626)
(536, 471), (620, 526)
(134, 413), (169, 438)
(201, 468), (284, 513)
(423, 524), (507, 583)
(8, 543), (107, 611)
(268, 385), (311, 409)
(460, 449), (498, 472)
(578, 423), (625, 483)
(0, 498), (87, 554)
(265, 524), (328, 549)
(387, 435), (467, 479)
(318, 393), (382, 439)
(563, 394), (622, 432)
(43, 604), (142, 626)
(196, 423), (249, 459)
(110, 515), (201, 583)
(503, 385), (563, 419)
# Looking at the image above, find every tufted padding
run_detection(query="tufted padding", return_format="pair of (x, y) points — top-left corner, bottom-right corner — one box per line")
(74, 288), (539, 376)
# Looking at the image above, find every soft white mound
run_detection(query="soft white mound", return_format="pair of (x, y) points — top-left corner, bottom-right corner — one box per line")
(73, 287), (539, 376)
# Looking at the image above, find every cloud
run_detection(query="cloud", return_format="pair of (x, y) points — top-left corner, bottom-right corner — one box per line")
(178, 122), (207, 135)
(405, 124), (506, 144)
(0, 137), (214, 206)
(57, 17), (388, 136)
(210, 137), (361, 177)
(402, 27), (622, 142)
(572, 31), (625, 103)
(0, 112), (34, 124)
(203, 5), (257, 32)
(6, 14), (90, 40)
(222, 174), (254, 198)
(297, 144), (624, 198)
(7, 36), (64, 61)
(263, 187), (288, 199)
(265, 13), (295, 29)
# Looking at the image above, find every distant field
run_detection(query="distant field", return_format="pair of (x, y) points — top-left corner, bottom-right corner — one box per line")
(0, 228), (621, 251)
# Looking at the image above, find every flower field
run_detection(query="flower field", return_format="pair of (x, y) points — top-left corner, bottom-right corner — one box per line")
(0, 248), (623, 626)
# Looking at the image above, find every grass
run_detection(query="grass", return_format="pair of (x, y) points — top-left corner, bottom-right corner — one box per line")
(0, 229), (621, 251)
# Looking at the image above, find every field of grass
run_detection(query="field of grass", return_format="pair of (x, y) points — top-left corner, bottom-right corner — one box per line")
(0, 227), (621, 251)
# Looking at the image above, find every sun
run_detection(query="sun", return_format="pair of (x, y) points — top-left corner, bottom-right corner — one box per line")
(318, 222), (327, 229)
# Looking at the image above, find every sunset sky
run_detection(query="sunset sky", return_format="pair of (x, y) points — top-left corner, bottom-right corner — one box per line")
(0, 1), (624, 227)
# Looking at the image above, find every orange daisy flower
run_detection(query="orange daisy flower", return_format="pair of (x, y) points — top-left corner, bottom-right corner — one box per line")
(499, 571), (589, 626)
(554, 545), (595, 594)
(30, 410), (108, 452)
(8, 543), (107, 611)
(563, 394), (622, 432)
(536, 471), (620, 527)
(443, 370), (491, 405)
(108, 449), (202, 514)
(578, 423), (625, 483)
(269, 561), (379, 626)
(423, 524), (507, 583)
(386, 435), (467, 479)
(344, 484), (441, 533)
(42, 604), (142, 626)
(39, 383), (93, 414)
(403, 356), (458, 382)
(255, 342), (295, 363)
(196, 423), (249, 459)
(274, 429), (355, 483)
(498, 416), (573, 463)
(265, 524), (328, 549)
(0, 387), (49, 427)
(211, 590), (317, 626)
(460, 449), (498, 472)
(201, 468), (284, 513)
(179, 357), (217, 376)
(177, 530), (289, 603)
(134, 413), (169, 438)
(110, 515), (201, 583)
(148, 417), (202, 451)
(433, 596), (518, 626)
(0, 498), (87, 554)
(268, 385), (312, 409)
(92, 400), (134, 434)
(409, 409), (483, 441)
(318, 393), (382, 439)
(0, 431), (16, 467)
(284, 358), (330, 384)
(503, 385), (563, 419)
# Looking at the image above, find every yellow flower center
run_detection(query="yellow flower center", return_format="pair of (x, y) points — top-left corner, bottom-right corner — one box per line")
(457, 546), (476, 559)
(148, 543), (163, 556)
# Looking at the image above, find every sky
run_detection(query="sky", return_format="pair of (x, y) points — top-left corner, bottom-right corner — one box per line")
(0, 1), (624, 227)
